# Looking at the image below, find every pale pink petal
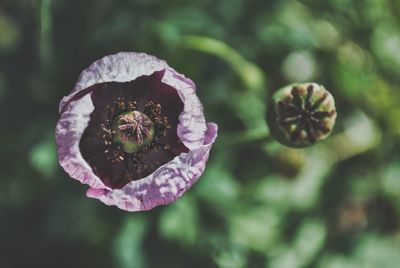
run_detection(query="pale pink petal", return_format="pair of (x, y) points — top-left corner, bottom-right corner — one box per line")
(59, 52), (169, 114)
(56, 93), (107, 189)
(56, 52), (219, 212)
(162, 69), (208, 150)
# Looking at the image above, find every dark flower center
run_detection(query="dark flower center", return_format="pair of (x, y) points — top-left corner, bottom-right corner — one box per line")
(79, 71), (189, 189)
(99, 98), (171, 163)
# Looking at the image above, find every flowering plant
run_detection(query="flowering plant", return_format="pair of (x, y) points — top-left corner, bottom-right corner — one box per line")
(56, 52), (218, 211)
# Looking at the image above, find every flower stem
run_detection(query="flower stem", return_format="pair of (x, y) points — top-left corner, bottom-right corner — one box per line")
(215, 127), (271, 149)
(180, 35), (273, 149)
(181, 35), (267, 93)
(39, 0), (54, 70)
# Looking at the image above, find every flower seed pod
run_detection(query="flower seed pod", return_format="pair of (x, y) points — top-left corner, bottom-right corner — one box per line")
(266, 82), (337, 148)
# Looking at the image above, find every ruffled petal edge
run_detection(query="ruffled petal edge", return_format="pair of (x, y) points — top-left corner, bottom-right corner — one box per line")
(162, 69), (208, 150)
(59, 52), (169, 114)
(56, 93), (107, 189)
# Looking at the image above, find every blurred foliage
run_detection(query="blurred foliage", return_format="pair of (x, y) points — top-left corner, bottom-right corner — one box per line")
(1, 0), (400, 267)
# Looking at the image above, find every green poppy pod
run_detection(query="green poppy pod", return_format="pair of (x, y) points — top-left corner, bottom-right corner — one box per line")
(266, 82), (337, 148)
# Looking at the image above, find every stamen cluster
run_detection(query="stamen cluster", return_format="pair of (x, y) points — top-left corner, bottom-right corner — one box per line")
(97, 97), (171, 182)
(117, 111), (153, 144)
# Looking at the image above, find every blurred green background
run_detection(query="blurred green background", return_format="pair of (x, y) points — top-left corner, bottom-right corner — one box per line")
(1, 0), (400, 267)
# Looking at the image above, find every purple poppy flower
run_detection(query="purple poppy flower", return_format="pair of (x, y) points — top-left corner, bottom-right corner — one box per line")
(56, 52), (218, 212)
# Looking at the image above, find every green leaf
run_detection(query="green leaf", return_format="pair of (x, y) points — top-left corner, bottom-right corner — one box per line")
(30, 138), (57, 179)
(113, 216), (148, 268)
(158, 196), (199, 246)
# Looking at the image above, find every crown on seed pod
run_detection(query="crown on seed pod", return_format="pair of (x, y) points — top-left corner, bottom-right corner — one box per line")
(266, 82), (337, 148)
